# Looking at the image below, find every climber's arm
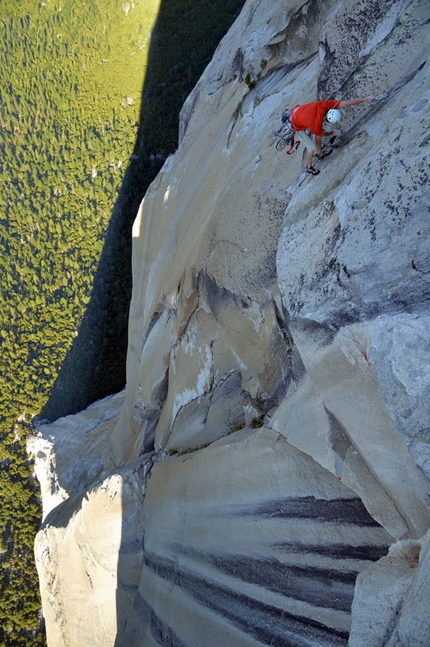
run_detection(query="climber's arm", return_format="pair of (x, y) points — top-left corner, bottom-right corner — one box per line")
(338, 97), (373, 107)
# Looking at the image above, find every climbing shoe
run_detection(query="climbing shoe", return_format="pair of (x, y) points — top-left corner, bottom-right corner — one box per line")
(306, 166), (320, 175)
(317, 149), (332, 160)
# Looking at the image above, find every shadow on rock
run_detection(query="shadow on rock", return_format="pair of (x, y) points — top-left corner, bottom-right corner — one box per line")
(40, 0), (246, 422)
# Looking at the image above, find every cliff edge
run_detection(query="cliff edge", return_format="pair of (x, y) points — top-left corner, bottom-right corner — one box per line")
(29, 0), (430, 645)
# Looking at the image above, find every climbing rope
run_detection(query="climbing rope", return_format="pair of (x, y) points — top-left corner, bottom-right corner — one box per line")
(339, 0), (425, 99)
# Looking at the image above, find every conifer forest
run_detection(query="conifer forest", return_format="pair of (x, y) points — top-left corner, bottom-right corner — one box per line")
(0, 1), (246, 644)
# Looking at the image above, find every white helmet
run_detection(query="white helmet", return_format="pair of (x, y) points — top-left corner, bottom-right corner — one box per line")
(326, 108), (341, 123)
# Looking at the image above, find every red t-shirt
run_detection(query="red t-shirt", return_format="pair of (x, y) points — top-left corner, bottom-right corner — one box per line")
(291, 100), (340, 136)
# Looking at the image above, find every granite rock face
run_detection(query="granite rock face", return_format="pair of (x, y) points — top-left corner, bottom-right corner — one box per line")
(30, 0), (430, 645)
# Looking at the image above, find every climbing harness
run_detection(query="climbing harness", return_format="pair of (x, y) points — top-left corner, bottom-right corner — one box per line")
(339, 0), (425, 99)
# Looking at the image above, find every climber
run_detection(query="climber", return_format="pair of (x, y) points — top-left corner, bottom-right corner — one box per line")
(290, 97), (375, 175)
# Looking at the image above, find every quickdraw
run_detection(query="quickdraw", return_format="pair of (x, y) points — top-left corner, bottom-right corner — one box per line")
(273, 123), (300, 155)
(286, 140), (300, 155)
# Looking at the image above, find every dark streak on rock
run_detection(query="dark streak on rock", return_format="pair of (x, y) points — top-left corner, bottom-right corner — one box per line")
(132, 592), (189, 647)
(274, 541), (389, 562)
(237, 496), (382, 527)
(144, 553), (350, 646)
(178, 547), (358, 612)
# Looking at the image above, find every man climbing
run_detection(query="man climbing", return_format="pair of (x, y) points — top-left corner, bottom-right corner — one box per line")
(290, 97), (374, 175)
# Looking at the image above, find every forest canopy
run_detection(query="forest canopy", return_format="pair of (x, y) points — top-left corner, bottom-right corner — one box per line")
(0, 0), (246, 645)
